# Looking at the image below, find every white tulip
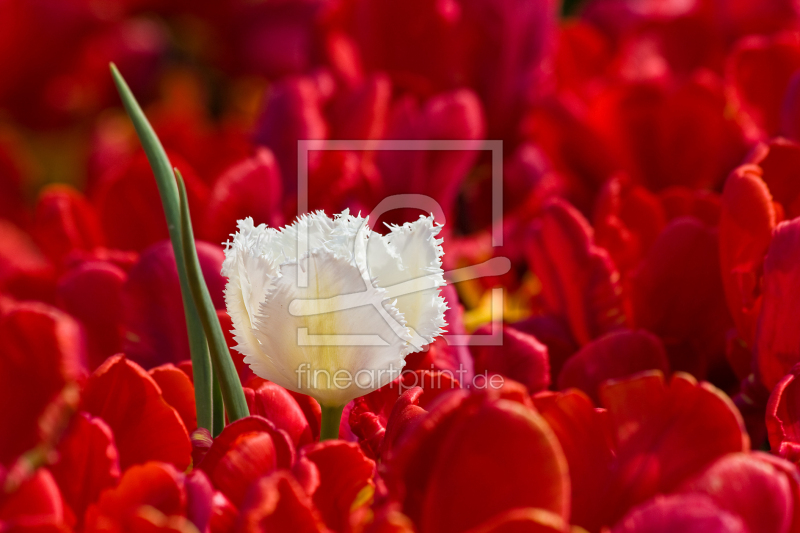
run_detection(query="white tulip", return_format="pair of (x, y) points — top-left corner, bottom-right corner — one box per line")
(221, 210), (447, 406)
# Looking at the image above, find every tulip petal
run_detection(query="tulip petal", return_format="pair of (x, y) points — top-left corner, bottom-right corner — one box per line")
(48, 413), (120, 523)
(0, 302), (85, 464)
(367, 215), (447, 350)
(238, 472), (329, 533)
(470, 324), (551, 394)
(679, 452), (793, 533)
(150, 364), (198, 435)
(300, 441), (375, 531)
(558, 329), (670, 404)
(611, 494), (746, 533)
(756, 219), (800, 389)
(81, 355), (191, 470)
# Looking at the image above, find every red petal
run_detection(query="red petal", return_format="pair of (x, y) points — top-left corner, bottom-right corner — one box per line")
(745, 138), (800, 220)
(533, 389), (613, 531)
(719, 164), (775, 347)
(122, 240), (226, 368)
(300, 441), (375, 531)
(463, 508), (569, 533)
(31, 184), (104, 266)
(756, 219), (800, 389)
(558, 329), (670, 404)
(48, 413), (120, 522)
(150, 364), (198, 435)
(374, 90), (484, 226)
(0, 302), (85, 464)
(598, 371), (749, 525)
(84, 462), (186, 532)
(0, 470), (65, 529)
(56, 260), (127, 370)
(527, 199), (627, 346)
(629, 218), (732, 379)
(244, 380), (313, 447)
(767, 365), (800, 463)
(470, 324), (550, 393)
(93, 150), (208, 252)
(351, 371), (461, 459)
(594, 176), (666, 272)
(238, 472), (329, 533)
(679, 452), (794, 533)
(81, 355), (191, 470)
(197, 416), (294, 506)
(204, 149), (284, 246)
(610, 494), (746, 533)
(0, 220), (55, 302)
(726, 33), (800, 138)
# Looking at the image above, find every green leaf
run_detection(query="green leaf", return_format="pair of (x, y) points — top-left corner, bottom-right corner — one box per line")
(176, 171), (250, 422)
(109, 63), (214, 432)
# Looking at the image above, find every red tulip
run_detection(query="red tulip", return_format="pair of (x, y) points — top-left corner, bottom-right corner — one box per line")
(382, 386), (570, 533)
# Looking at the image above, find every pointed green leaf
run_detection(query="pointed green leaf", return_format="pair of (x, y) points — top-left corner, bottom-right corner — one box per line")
(176, 171), (250, 422)
(110, 63), (214, 432)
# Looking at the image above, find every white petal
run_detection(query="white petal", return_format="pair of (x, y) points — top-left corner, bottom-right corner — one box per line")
(249, 247), (412, 406)
(367, 215), (447, 352)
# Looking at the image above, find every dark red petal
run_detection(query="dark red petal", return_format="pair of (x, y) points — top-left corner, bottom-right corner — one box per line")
(679, 452), (794, 533)
(31, 184), (104, 266)
(719, 165), (775, 347)
(527, 199), (627, 346)
(238, 472), (329, 533)
(593, 176), (666, 273)
(48, 413), (120, 522)
(300, 441), (375, 531)
(745, 138), (800, 220)
(150, 364), (198, 435)
(83, 462), (186, 532)
(244, 380), (313, 447)
(558, 329), (670, 404)
(56, 260), (126, 370)
(756, 218), (800, 389)
(629, 218), (732, 380)
(767, 365), (800, 463)
(599, 371), (749, 525)
(726, 33), (800, 138)
(204, 149), (284, 246)
(81, 355), (191, 471)
(470, 324), (550, 393)
(610, 494), (746, 533)
(0, 302), (85, 464)
(122, 240), (226, 368)
(253, 76), (328, 195)
(532, 390), (613, 531)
